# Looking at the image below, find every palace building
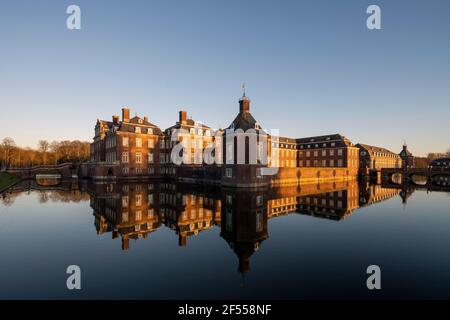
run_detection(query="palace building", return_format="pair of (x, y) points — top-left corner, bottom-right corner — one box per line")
(356, 143), (401, 174)
(88, 108), (163, 179)
(84, 91), (411, 186)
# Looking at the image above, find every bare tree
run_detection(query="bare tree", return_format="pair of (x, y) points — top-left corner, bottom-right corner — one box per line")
(1, 137), (16, 169)
(50, 141), (60, 164)
(38, 140), (49, 165)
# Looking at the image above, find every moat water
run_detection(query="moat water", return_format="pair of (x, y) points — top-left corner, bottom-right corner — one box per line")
(1, 179), (450, 299)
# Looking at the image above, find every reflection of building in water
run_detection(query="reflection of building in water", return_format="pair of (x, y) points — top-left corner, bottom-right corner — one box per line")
(358, 181), (401, 207)
(221, 188), (268, 274)
(159, 183), (222, 246)
(296, 180), (359, 220)
(87, 179), (408, 273)
(266, 180), (360, 221)
(89, 182), (162, 250)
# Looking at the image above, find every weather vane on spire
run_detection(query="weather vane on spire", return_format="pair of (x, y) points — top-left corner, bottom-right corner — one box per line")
(241, 83), (246, 97)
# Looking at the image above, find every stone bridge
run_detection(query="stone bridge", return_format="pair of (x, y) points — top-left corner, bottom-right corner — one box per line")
(381, 167), (450, 186)
(5, 163), (78, 180)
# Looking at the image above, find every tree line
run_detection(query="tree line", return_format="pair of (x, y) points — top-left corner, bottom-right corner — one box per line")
(1, 137), (90, 169)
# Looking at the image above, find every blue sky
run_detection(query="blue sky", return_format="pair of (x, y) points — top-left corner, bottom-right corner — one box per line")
(1, 0), (449, 156)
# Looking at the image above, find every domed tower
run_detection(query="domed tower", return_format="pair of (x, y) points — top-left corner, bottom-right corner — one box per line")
(399, 141), (414, 169)
(221, 85), (269, 187)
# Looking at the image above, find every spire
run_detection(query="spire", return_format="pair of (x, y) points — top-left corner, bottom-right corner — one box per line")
(239, 83), (251, 114)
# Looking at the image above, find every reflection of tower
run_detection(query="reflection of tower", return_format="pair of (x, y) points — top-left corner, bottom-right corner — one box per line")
(220, 188), (268, 275)
(399, 184), (414, 206)
(122, 236), (129, 251)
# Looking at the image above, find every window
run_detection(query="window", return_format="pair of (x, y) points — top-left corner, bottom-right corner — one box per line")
(226, 210), (233, 232)
(330, 159), (334, 166)
(122, 196), (128, 208)
(198, 129), (203, 136)
(226, 168), (233, 178)
(122, 152), (129, 163)
(314, 151), (318, 157)
(322, 160), (326, 167)
(136, 138), (142, 148)
(135, 210), (142, 221)
(322, 150), (326, 156)
(256, 210), (263, 232)
(135, 127), (141, 133)
(190, 128), (195, 135)
(330, 150), (334, 156)
(147, 194), (154, 206)
(338, 149), (343, 156)
(122, 212), (128, 222)
(256, 195), (263, 206)
(148, 139), (154, 148)
(256, 168), (262, 178)
(148, 152), (153, 163)
(226, 195), (232, 205)
(136, 152), (142, 164)
(148, 128), (153, 134)
(136, 194), (142, 206)
(338, 159), (343, 167)
(136, 167), (142, 174)
(205, 130), (210, 136)
(123, 137), (129, 147)
(306, 151), (310, 157)
(148, 166), (154, 174)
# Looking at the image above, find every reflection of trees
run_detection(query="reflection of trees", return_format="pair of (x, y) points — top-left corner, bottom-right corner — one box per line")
(49, 190), (89, 203)
(1, 193), (16, 207)
(39, 192), (49, 203)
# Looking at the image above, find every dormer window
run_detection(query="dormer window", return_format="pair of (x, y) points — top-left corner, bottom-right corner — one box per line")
(135, 127), (141, 133)
(138, 119), (143, 124)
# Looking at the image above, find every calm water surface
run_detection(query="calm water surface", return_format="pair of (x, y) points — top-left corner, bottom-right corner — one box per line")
(1, 179), (450, 299)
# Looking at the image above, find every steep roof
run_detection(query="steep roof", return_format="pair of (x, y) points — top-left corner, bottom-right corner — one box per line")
(296, 134), (354, 147)
(357, 143), (399, 157)
(227, 112), (265, 133)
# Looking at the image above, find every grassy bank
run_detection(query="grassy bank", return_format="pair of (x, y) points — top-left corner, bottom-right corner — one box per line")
(0, 172), (21, 193)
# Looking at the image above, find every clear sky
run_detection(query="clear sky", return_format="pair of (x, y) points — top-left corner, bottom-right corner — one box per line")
(1, 0), (449, 156)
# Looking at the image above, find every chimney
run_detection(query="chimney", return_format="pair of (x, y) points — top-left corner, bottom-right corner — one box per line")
(112, 115), (119, 125)
(179, 111), (187, 124)
(239, 97), (250, 114)
(144, 116), (148, 123)
(122, 108), (130, 122)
